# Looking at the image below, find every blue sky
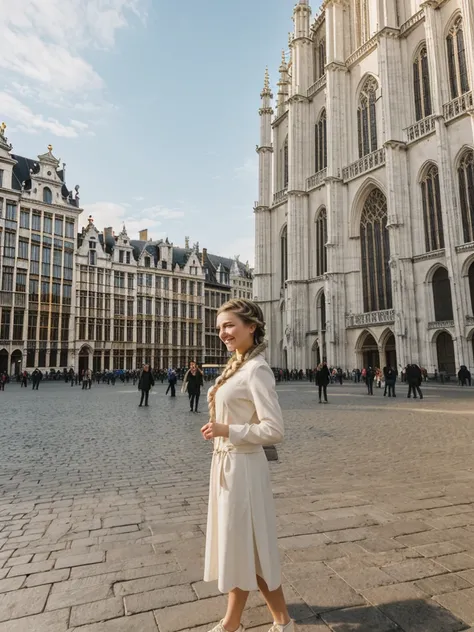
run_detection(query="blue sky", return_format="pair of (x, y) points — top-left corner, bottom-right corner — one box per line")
(0, 0), (319, 264)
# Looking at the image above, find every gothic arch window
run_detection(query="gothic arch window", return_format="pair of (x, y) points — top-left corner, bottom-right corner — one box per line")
(314, 37), (326, 79)
(355, 0), (370, 47)
(283, 135), (289, 189)
(458, 150), (474, 243)
(413, 46), (432, 121)
(281, 225), (288, 286)
(43, 187), (52, 204)
(315, 208), (327, 276)
(421, 164), (444, 252)
(357, 76), (378, 158)
(360, 189), (392, 312)
(315, 109), (327, 173)
(447, 16), (470, 99)
(432, 267), (454, 321)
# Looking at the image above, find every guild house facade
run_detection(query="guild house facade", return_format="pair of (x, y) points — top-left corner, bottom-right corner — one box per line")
(0, 125), (81, 375)
(0, 126), (254, 376)
(254, 0), (474, 375)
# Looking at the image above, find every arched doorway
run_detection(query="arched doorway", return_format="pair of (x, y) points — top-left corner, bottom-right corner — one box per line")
(0, 349), (8, 374)
(360, 332), (380, 368)
(78, 346), (90, 374)
(436, 331), (455, 375)
(383, 333), (397, 368)
(432, 267), (454, 321)
(10, 350), (22, 375)
(311, 340), (321, 368)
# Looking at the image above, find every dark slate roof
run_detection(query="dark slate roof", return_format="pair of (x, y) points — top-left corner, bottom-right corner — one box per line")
(11, 154), (72, 201)
(208, 253), (252, 279)
(172, 247), (189, 268)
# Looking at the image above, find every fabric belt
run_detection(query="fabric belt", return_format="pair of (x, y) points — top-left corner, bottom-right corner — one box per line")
(213, 443), (263, 488)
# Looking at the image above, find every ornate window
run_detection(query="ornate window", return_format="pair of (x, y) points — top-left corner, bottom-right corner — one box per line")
(447, 17), (470, 99)
(316, 208), (327, 277)
(314, 38), (326, 80)
(413, 47), (432, 121)
(459, 150), (474, 243)
(421, 165), (444, 252)
(283, 135), (289, 189)
(315, 109), (327, 173)
(281, 225), (288, 285)
(357, 76), (378, 158)
(43, 187), (52, 204)
(355, 0), (370, 47)
(360, 189), (392, 312)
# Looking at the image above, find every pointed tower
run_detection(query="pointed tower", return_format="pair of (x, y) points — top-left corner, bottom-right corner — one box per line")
(254, 69), (274, 349)
(276, 51), (290, 117)
(285, 0), (312, 370)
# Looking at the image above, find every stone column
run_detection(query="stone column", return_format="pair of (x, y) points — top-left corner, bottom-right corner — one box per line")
(320, 0), (348, 368)
(460, 0), (474, 95)
(286, 0), (312, 370)
(377, 21), (417, 370)
(424, 2), (469, 366)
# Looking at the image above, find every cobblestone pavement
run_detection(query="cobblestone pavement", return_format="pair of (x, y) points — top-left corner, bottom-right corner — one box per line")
(2, 380), (474, 631)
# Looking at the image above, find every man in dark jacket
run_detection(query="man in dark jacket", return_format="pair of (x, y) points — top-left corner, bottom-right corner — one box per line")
(366, 367), (375, 395)
(166, 369), (177, 397)
(406, 364), (423, 399)
(384, 365), (397, 397)
(31, 369), (42, 390)
(138, 364), (154, 407)
(182, 361), (204, 412)
(316, 361), (330, 404)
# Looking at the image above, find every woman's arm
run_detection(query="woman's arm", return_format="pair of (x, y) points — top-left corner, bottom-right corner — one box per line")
(228, 363), (284, 446)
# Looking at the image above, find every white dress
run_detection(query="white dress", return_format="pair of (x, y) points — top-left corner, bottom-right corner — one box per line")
(204, 354), (284, 593)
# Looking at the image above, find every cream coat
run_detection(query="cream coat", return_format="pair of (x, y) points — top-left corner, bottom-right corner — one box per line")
(204, 354), (284, 593)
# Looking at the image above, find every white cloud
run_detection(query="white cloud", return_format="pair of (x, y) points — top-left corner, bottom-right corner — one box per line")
(0, 93), (81, 138)
(0, 0), (145, 135)
(82, 201), (183, 242)
(140, 205), (185, 220)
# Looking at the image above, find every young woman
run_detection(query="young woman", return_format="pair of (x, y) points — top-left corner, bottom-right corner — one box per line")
(182, 361), (204, 412)
(200, 299), (293, 632)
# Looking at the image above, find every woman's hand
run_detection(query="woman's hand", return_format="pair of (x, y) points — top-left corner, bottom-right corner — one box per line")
(201, 422), (229, 440)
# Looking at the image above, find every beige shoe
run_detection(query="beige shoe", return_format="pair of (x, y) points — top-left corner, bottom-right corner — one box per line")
(268, 622), (295, 632)
(208, 621), (245, 632)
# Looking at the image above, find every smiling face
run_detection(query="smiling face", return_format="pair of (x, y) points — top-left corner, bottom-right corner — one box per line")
(217, 310), (256, 356)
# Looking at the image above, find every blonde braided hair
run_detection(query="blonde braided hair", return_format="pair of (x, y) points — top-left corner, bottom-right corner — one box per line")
(207, 299), (267, 423)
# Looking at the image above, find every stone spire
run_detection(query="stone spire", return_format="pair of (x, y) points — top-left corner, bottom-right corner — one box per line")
(291, 0), (312, 94)
(277, 50), (290, 116)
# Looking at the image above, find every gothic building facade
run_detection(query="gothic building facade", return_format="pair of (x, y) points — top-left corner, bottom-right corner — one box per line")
(254, 0), (474, 374)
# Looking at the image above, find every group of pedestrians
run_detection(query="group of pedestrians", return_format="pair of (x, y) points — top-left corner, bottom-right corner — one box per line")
(136, 362), (204, 412)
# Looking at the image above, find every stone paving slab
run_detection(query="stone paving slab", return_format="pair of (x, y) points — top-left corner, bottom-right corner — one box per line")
(3, 383), (474, 630)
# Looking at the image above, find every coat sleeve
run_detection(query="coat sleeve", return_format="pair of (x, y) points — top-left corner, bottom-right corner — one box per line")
(228, 363), (284, 446)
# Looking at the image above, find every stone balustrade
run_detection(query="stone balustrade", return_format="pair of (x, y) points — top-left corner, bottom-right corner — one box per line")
(466, 316), (474, 326)
(346, 35), (378, 67)
(342, 148), (386, 183)
(306, 168), (327, 191)
(400, 10), (424, 36)
(273, 188), (288, 205)
(428, 320), (455, 330)
(405, 115), (436, 143)
(443, 91), (473, 122)
(346, 309), (395, 328)
(307, 74), (326, 99)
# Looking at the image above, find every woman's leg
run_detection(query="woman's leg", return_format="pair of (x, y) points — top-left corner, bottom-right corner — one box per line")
(145, 390), (149, 406)
(223, 588), (249, 630)
(256, 576), (291, 625)
(194, 391), (200, 411)
(139, 390), (144, 406)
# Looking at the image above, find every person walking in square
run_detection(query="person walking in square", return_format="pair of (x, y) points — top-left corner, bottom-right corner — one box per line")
(138, 364), (154, 407)
(365, 366), (375, 395)
(166, 369), (177, 397)
(406, 364), (423, 399)
(200, 298), (294, 632)
(182, 361), (204, 412)
(315, 361), (330, 404)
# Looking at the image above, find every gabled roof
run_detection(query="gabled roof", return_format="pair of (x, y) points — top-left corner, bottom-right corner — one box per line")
(11, 153), (71, 200)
